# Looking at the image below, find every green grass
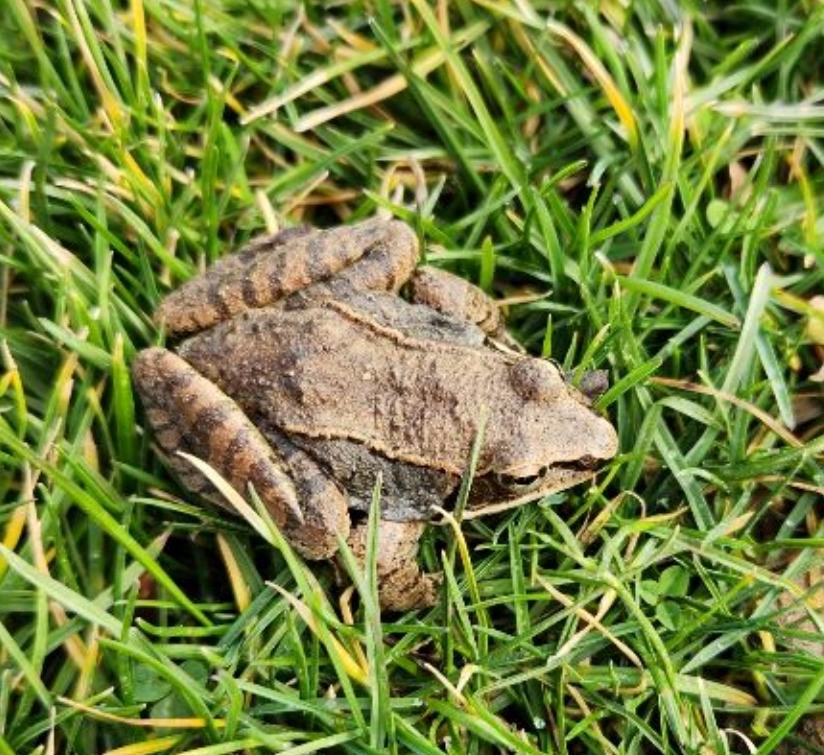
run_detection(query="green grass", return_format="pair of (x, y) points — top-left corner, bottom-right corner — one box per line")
(1, 1), (824, 753)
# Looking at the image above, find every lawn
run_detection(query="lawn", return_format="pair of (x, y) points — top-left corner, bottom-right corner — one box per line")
(1, 1), (823, 753)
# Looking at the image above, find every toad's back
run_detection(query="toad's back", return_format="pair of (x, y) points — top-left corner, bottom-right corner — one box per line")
(178, 303), (517, 475)
(178, 301), (617, 477)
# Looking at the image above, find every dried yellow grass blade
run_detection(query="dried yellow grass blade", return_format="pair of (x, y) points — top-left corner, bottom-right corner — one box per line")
(121, 151), (162, 208)
(651, 377), (803, 448)
(423, 661), (468, 706)
(73, 632), (99, 700)
(338, 586), (370, 673)
(511, 23), (565, 94)
(176, 451), (276, 545)
(243, 54), (379, 124)
(788, 139), (819, 247)
(545, 19), (638, 147)
(293, 22), (488, 132)
(565, 684), (618, 754)
(18, 159), (34, 222)
(327, 18), (377, 52)
(216, 533), (252, 612)
(7, 88), (42, 140)
(0, 341), (27, 432)
(131, 0), (147, 80)
(58, 696), (226, 729)
(536, 575), (642, 669)
(669, 21), (692, 157)
(0, 504), (26, 580)
(28, 503), (88, 666)
(432, 506), (473, 573)
(103, 736), (182, 755)
(270, 583), (369, 685)
(755, 477), (824, 497)
(64, 0), (124, 131)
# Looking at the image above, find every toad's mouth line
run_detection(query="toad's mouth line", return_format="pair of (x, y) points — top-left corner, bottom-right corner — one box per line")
(495, 455), (602, 486)
(450, 460), (600, 521)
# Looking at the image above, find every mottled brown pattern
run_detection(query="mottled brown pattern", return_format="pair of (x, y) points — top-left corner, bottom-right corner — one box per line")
(133, 217), (618, 609)
(288, 434), (459, 521)
(132, 348), (347, 559)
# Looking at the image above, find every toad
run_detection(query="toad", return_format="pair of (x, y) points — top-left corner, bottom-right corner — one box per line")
(133, 218), (618, 610)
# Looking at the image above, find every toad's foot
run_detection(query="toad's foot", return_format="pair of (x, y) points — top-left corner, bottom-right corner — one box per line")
(561, 368), (610, 403)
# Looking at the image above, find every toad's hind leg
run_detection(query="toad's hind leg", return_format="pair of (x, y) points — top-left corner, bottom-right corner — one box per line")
(157, 219), (419, 336)
(132, 348), (349, 559)
(346, 520), (441, 611)
(407, 266), (521, 349)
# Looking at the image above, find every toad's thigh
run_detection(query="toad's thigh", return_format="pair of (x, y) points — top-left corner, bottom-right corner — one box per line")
(158, 219), (418, 335)
(133, 348), (349, 559)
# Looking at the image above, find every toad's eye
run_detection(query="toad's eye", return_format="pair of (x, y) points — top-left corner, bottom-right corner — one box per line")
(497, 467), (549, 490)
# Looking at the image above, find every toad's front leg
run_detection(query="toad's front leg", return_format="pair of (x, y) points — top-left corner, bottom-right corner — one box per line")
(407, 266), (522, 350)
(132, 348), (349, 559)
(410, 266), (609, 399)
(347, 520), (441, 611)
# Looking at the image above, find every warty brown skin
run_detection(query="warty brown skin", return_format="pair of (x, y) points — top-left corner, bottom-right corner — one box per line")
(177, 299), (616, 479)
(133, 218), (619, 610)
